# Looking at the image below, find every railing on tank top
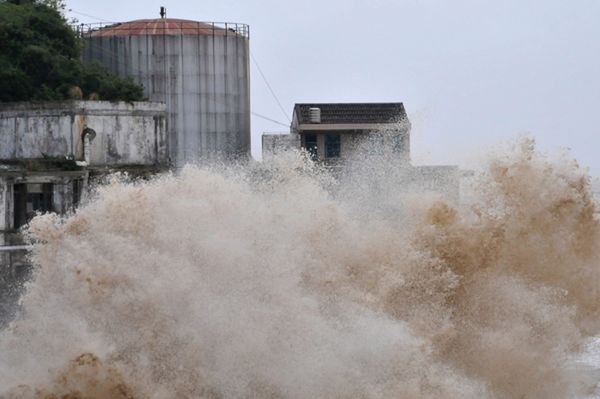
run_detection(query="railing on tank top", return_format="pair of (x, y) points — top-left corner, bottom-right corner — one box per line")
(74, 21), (250, 39)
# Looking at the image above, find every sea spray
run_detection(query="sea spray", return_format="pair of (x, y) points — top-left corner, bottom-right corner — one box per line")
(0, 138), (599, 398)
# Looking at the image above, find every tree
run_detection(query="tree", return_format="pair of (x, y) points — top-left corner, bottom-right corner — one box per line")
(0, 0), (144, 102)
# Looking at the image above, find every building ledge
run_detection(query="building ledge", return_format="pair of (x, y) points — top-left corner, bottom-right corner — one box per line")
(0, 157), (83, 173)
(296, 123), (407, 131)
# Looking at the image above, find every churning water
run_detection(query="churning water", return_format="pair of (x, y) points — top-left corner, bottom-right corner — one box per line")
(1, 137), (600, 398)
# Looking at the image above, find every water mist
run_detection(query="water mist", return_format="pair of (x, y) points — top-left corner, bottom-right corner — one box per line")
(0, 137), (599, 399)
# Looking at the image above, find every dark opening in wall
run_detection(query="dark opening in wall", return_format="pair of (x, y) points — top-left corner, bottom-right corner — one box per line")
(72, 179), (83, 209)
(13, 183), (53, 229)
(303, 134), (318, 160)
(325, 133), (341, 158)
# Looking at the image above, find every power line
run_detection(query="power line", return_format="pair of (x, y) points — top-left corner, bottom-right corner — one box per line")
(84, 42), (290, 129)
(251, 112), (289, 128)
(68, 9), (113, 23)
(83, 41), (289, 132)
(250, 51), (291, 123)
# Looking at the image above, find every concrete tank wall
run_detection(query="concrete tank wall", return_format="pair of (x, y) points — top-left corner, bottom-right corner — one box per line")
(83, 28), (251, 166)
(0, 101), (168, 167)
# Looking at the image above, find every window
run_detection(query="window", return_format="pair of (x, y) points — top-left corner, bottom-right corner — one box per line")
(303, 134), (318, 160)
(72, 179), (83, 209)
(392, 134), (406, 154)
(325, 133), (341, 158)
(368, 133), (384, 155)
(13, 183), (53, 229)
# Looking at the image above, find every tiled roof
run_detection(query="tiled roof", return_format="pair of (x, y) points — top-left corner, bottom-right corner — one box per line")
(294, 103), (406, 124)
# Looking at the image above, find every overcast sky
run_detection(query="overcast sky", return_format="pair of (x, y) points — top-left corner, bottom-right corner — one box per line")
(66, 0), (600, 175)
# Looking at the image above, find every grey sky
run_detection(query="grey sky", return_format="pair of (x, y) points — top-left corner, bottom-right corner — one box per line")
(66, 0), (600, 175)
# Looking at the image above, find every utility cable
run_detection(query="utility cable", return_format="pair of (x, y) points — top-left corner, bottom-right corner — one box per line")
(251, 112), (289, 128)
(84, 42), (290, 131)
(250, 51), (291, 123)
(67, 9), (114, 23)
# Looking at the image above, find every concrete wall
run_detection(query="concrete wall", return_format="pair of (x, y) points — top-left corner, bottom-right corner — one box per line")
(0, 177), (9, 234)
(0, 101), (168, 167)
(408, 165), (460, 203)
(327, 130), (410, 162)
(261, 131), (458, 203)
(263, 128), (410, 163)
(262, 133), (300, 159)
(83, 32), (251, 165)
(0, 172), (85, 233)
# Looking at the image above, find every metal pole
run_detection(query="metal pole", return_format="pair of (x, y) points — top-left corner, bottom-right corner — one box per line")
(0, 245), (32, 252)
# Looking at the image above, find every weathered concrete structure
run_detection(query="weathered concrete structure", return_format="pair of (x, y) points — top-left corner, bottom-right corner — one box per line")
(0, 100), (167, 235)
(292, 103), (410, 163)
(82, 17), (251, 165)
(0, 100), (167, 325)
(263, 102), (411, 162)
(0, 101), (168, 167)
(262, 102), (459, 202)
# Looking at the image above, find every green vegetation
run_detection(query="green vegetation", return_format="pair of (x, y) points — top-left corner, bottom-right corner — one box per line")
(0, 0), (144, 102)
(22, 155), (81, 171)
(1, 155), (82, 171)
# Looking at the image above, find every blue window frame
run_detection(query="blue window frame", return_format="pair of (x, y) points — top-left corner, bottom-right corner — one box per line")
(325, 133), (340, 158)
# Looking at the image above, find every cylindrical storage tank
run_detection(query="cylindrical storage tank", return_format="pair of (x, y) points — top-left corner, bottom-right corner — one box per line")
(82, 18), (251, 166)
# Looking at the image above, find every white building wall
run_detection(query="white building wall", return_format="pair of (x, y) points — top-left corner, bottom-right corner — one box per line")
(0, 101), (168, 167)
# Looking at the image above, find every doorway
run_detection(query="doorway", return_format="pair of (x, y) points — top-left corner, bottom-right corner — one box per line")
(13, 183), (53, 229)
